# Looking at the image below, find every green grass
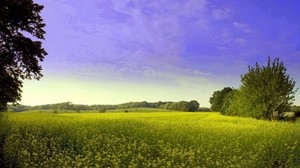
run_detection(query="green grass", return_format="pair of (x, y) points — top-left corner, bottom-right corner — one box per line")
(0, 111), (299, 167)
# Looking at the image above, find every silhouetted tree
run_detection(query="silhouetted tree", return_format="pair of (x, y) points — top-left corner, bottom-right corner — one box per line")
(0, 0), (47, 111)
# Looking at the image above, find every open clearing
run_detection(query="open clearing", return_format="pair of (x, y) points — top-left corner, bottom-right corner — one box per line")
(0, 111), (299, 167)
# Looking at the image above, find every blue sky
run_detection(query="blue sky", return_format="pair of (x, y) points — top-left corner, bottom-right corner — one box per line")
(21, 0), (300, 107)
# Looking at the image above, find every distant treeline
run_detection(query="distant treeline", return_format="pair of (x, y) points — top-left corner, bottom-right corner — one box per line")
(8, 100), (211, 112)
(8, 102), (115, 112)
(118, 100), (204, 112)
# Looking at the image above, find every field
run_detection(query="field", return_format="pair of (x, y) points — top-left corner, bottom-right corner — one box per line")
(0, 111), (300, 167)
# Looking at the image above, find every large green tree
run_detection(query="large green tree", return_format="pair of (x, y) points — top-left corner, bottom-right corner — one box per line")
(0, 0), (47, 111)
(224, 57), (298, 120)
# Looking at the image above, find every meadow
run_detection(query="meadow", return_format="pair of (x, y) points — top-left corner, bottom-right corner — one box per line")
(0, 110), (299, 167)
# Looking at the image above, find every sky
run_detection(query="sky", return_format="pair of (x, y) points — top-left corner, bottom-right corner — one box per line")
(20, 0), (300, 107)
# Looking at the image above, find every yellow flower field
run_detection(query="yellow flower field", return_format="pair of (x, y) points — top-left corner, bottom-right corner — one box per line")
(0, 111), (299, 167)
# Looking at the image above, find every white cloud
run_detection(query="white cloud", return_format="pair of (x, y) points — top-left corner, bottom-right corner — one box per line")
(211, 29), (233, 47)
(182, 0), (207, 18)
(111, 0), (132, 14)
(197, 19), (208, 28)
(233, 21), (252, 33)
(211, 8), (231, 20)
(142, 66), (211, 85)
(234, 38), (247, 45)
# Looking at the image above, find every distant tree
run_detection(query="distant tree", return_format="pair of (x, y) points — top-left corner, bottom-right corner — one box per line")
(7, 104), (32, 112)
(0, 0), (47, 111)
(224, 57), (298, 120)
(177, 101), (189, 111)
(188, 100), (200, 112)
(161, 102), (173, 109)
(168, 102), (180, 111)
(290, 106), (300, 113)
(209, 87), (233, 111)
(291, 106), (300, 118)
(57, 102), (73, 110)
(162, 100), (200, 112)
(156, 101), (164, 108)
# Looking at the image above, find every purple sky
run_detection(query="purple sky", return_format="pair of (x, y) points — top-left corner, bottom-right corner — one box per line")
(21, 0), (300, 107)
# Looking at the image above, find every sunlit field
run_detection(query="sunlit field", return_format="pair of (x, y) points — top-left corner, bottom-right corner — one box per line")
(1, 111), (299, 167)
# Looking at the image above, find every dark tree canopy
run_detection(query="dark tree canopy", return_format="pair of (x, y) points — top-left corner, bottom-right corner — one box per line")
(0, 0), (47, 111)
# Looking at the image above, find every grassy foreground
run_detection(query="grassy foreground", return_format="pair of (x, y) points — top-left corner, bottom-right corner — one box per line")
(0, 111), (299, 167)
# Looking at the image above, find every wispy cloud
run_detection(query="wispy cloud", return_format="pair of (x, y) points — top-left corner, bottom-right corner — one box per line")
(233, 21), (252, 33)
(211, 8), (231, 20)
(182, 0), (207, 18)
(234, 38), (247, 46)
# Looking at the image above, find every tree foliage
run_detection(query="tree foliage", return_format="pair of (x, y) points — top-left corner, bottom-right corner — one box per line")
(160, 100), (200, 112)
(222, 57), (298, 120)
(209, 87), (233, 111)
(115, 101), (200, 112)
(220, 89), (239, 115)
(0, 0), (47, 111)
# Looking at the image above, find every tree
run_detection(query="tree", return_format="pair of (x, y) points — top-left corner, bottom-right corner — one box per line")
(188, 100), (200, 112)
(0, 0), (47, 111)
(220, 89), (239, 115)
(225, 57), (298, 120)
(209, 87), (233, 111)
(160, 100), (200, 112)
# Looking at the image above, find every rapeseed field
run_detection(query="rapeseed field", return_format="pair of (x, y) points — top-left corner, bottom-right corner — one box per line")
(0, 112), (299, 167)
